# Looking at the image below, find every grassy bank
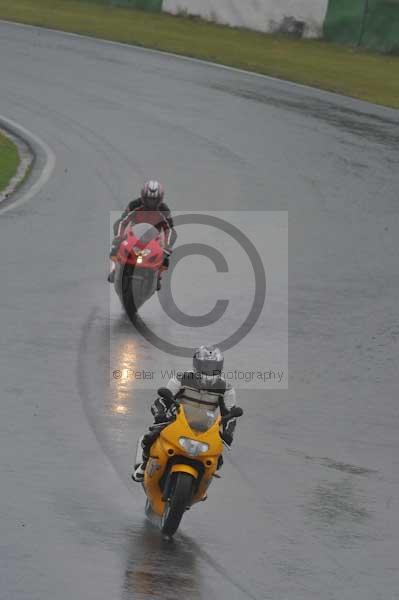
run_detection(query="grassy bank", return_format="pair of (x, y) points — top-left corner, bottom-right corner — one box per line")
(0, 132), (19, 192)
(0, 0), (398, 108)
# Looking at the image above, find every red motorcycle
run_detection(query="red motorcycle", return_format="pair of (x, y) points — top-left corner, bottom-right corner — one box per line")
(112, 222), (166, 320)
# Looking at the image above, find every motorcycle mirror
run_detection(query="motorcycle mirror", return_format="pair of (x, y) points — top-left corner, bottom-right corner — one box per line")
(157, 387), (174, 401)
(229, 407), (244, 418)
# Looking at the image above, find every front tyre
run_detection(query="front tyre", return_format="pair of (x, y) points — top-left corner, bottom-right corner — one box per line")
(161, 472), (194, 537)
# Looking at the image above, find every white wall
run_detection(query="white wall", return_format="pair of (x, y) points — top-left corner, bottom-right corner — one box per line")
(163, 0), (329, 38)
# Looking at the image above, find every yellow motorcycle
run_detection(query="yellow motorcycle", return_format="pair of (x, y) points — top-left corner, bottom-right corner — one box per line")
(137, 388), (243, 537)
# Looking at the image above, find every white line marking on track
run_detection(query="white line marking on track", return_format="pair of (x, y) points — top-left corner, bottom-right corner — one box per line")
(0, 115), (56, 215)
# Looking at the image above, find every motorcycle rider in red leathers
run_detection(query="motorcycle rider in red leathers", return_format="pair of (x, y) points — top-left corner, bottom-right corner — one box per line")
(108, 180), (177, 287)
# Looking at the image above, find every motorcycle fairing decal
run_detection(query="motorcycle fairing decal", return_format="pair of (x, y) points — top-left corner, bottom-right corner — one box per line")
(147, 458), (162, 478)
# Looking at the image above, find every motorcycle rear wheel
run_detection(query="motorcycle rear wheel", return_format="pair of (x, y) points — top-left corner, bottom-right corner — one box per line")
(161, 472), (194, 537)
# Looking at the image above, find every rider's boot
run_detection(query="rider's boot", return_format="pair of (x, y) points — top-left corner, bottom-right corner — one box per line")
(157, 252), (170, 292)
(108, 240), (120, 283)
(132, 461), (146, 482)
(131, 445), (149, 482)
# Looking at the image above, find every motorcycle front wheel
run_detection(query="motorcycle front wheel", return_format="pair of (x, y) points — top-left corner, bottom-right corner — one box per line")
(161, 472), (194, 537)
(121, 265), (151, 321)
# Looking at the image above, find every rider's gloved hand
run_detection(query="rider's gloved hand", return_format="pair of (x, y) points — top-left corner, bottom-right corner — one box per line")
(154, 411), (168, 424)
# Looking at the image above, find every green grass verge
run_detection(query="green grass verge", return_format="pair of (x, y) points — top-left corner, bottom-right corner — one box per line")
(0, 131), (20, 193)
(0, 0), (399, 108)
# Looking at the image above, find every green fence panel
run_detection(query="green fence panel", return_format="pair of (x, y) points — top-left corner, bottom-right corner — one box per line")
(362, 0), (399, 53)
(324, 0), (365, 45)
(324, 0), (399, 53)
(109, 0), (163, 11)
(79, 0), (163, 11)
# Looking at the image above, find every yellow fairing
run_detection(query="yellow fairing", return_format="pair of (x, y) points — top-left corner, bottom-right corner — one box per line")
(143, 406), (223, 517)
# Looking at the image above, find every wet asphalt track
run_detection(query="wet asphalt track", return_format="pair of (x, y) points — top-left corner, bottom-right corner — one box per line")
(1, 21), (399, 600)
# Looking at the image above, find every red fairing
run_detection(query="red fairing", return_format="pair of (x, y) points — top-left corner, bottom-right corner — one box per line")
(115, 222), (165, 271)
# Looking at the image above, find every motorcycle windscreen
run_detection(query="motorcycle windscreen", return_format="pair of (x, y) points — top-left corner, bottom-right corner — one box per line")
(127, 222), (160, 248)
(180, 400), (219, 433)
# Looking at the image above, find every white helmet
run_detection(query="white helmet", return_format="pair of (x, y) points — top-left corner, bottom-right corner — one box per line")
(193, 345), (224, 384)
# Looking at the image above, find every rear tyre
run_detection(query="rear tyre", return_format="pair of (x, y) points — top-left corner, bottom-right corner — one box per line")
(161, 472), (194, 537)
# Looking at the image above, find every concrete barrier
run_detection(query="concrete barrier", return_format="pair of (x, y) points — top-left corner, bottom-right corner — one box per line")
(162, 0), (329, 38)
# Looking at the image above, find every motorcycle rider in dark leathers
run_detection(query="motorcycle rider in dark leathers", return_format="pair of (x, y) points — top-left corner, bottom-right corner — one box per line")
(108, 180), (177, 288)
(132, 346), (241, 482)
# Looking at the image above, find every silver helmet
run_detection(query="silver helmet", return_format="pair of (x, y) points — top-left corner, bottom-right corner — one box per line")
(193, 345), (224, 383)
(141, 180), (164, 210)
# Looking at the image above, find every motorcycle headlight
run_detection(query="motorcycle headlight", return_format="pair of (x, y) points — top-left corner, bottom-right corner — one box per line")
(179, 437), (209, 456)
(133, 247), (151, 257)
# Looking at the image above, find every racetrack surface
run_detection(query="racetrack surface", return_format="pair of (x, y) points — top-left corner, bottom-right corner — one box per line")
(1, 21), (399, 600)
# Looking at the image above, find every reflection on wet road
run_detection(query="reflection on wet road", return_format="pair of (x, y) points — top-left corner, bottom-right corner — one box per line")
(123, 523), (202, 600)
